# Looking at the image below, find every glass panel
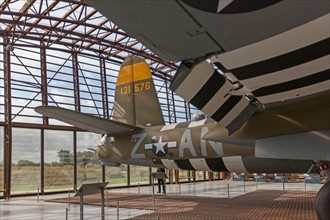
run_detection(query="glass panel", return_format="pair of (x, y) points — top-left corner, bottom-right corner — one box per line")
(44, 130), (73, 191)
(213, 172), (221, 180)
(130, 165), (150, 186)
(78, 53), (103, 115)
(195, 171), (205, 181)
(11, 128), (40, 194)
(179, 170), (191, 182)
(46, 51), (75, 114)
(105, 165), (127, 187)
(77, 132), (102, 186)
(0, 39), (3, 122)
(206, 172), (215, 181)
(0, 126), (3, 196)
(10, 46), (42, 124)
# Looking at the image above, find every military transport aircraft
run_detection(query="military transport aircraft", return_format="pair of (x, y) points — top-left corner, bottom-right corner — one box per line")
(36, 55), (329, 218)
(37, 0), (329, 219)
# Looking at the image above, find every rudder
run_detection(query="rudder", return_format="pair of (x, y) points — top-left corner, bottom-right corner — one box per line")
(112, 55), (165, 127)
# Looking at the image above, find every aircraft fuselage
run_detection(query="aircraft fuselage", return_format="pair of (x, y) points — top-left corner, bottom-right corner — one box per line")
(97, 119), (254, 163)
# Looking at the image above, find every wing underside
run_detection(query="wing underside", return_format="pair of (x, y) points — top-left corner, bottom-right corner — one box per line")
(85, 0), (329, 134)
(170, 14), (329, 133)
(86, 0), (329, 62)
(35, 106), (142, 135)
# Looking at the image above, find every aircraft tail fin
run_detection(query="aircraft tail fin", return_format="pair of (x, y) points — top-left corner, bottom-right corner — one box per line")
(112, 55), (165, 127)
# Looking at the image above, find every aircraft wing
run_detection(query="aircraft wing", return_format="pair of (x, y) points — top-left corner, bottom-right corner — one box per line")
(85, 0), (329, 62)
(35, 106), (143, 135)
(86, 0), (330, 134)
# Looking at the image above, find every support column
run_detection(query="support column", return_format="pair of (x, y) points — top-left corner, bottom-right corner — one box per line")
(100, 57), (109, 119)
(165, 79), (172, 123)
(168, 169), (173, 184)
(149, 167), (152, 184)
(192, 171), (196, 182)
(127, 164), (130, 187)
(40, 47), (48, 124)
(40, 129), (44, 194)
(102, 165), (105, 183)
(184, 101), (190, 121)
(3, 38), (12, 200)
(165, 79), (177, 123)
(208, 172), (213, 181)
(73, 131), (77, 191)
(171, 90), (177, 123)
(40, 47), (47, 194)
(175, 170), (179, 184)
(72, 53), (79, 191)
(72, 52), (80, 112)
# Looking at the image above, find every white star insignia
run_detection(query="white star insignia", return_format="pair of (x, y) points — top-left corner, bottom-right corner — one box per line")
(153, 137), (167, 154)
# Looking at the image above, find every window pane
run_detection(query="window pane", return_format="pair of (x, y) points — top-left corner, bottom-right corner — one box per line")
(105, 165), (127, 187)
(0, 47), (3, 122)
(179, 170), (191, 182)
(44, 130), (73, 191)
(195, 171), (205, 181)
(10, 47), (42, 124)
(130, 165), (150, 186)
(11, 128), (40, 194)
(77, 132), (102, 186)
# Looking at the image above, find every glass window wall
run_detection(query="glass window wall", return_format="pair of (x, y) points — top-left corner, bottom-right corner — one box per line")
(77, 132), (102, 186)
(0, 40), (3, 122)
(44, 130), (73, 191)
(130, 165), (150, 186)
(10, 46), (42, 124)
(195, 171), (205, 181)
(105, 165), (127, 187)
(11, 128), (40, 194)
(78, 55), (103, 116)
(0, 35), (201, 197)
(46, 49), (75, 115)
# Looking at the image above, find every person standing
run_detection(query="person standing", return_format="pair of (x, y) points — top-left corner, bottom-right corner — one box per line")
(157, 168), (166, 193)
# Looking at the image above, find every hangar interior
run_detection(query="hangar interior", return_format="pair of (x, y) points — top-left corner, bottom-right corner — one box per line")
(0, 0), (218, 200)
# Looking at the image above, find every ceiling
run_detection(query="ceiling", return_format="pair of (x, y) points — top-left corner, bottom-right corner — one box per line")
(0, 0), (178, 80)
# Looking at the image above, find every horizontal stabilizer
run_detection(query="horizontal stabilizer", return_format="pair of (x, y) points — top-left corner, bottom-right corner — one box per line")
(35, 106), (142, 135)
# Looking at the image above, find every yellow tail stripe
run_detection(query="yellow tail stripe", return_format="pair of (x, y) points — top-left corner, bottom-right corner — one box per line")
(116, 61), (152, 86)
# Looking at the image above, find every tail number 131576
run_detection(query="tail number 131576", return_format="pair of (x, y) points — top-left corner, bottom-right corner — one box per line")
(120, 82), (150, 95)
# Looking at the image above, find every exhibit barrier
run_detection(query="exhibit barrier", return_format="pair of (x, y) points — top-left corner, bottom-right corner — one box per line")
(22, 180), (323, 219)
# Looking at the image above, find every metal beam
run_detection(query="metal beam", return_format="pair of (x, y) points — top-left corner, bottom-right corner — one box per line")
(73, 131), (77, 191)
(3, 37), (12, 200)
(100, 57), (109, 119)
(40, 129), (45, 194)
(72, 52), (80, 112)
(0, 5), (178, 79)
(40, 47), (49, 124)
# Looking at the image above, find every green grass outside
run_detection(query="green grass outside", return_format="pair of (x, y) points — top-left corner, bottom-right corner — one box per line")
(8, 165), (150, 194)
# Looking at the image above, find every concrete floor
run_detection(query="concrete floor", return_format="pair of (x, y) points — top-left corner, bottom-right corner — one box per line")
(0, 180), (323, 220)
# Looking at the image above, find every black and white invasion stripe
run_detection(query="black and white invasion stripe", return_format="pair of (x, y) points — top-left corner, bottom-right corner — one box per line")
(160, 156), (319, 174)
(211, 14), (330, 105)
(161, 156), (248, 173)
(170, 60), (256, 134)
(162, 157), (248, 173)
